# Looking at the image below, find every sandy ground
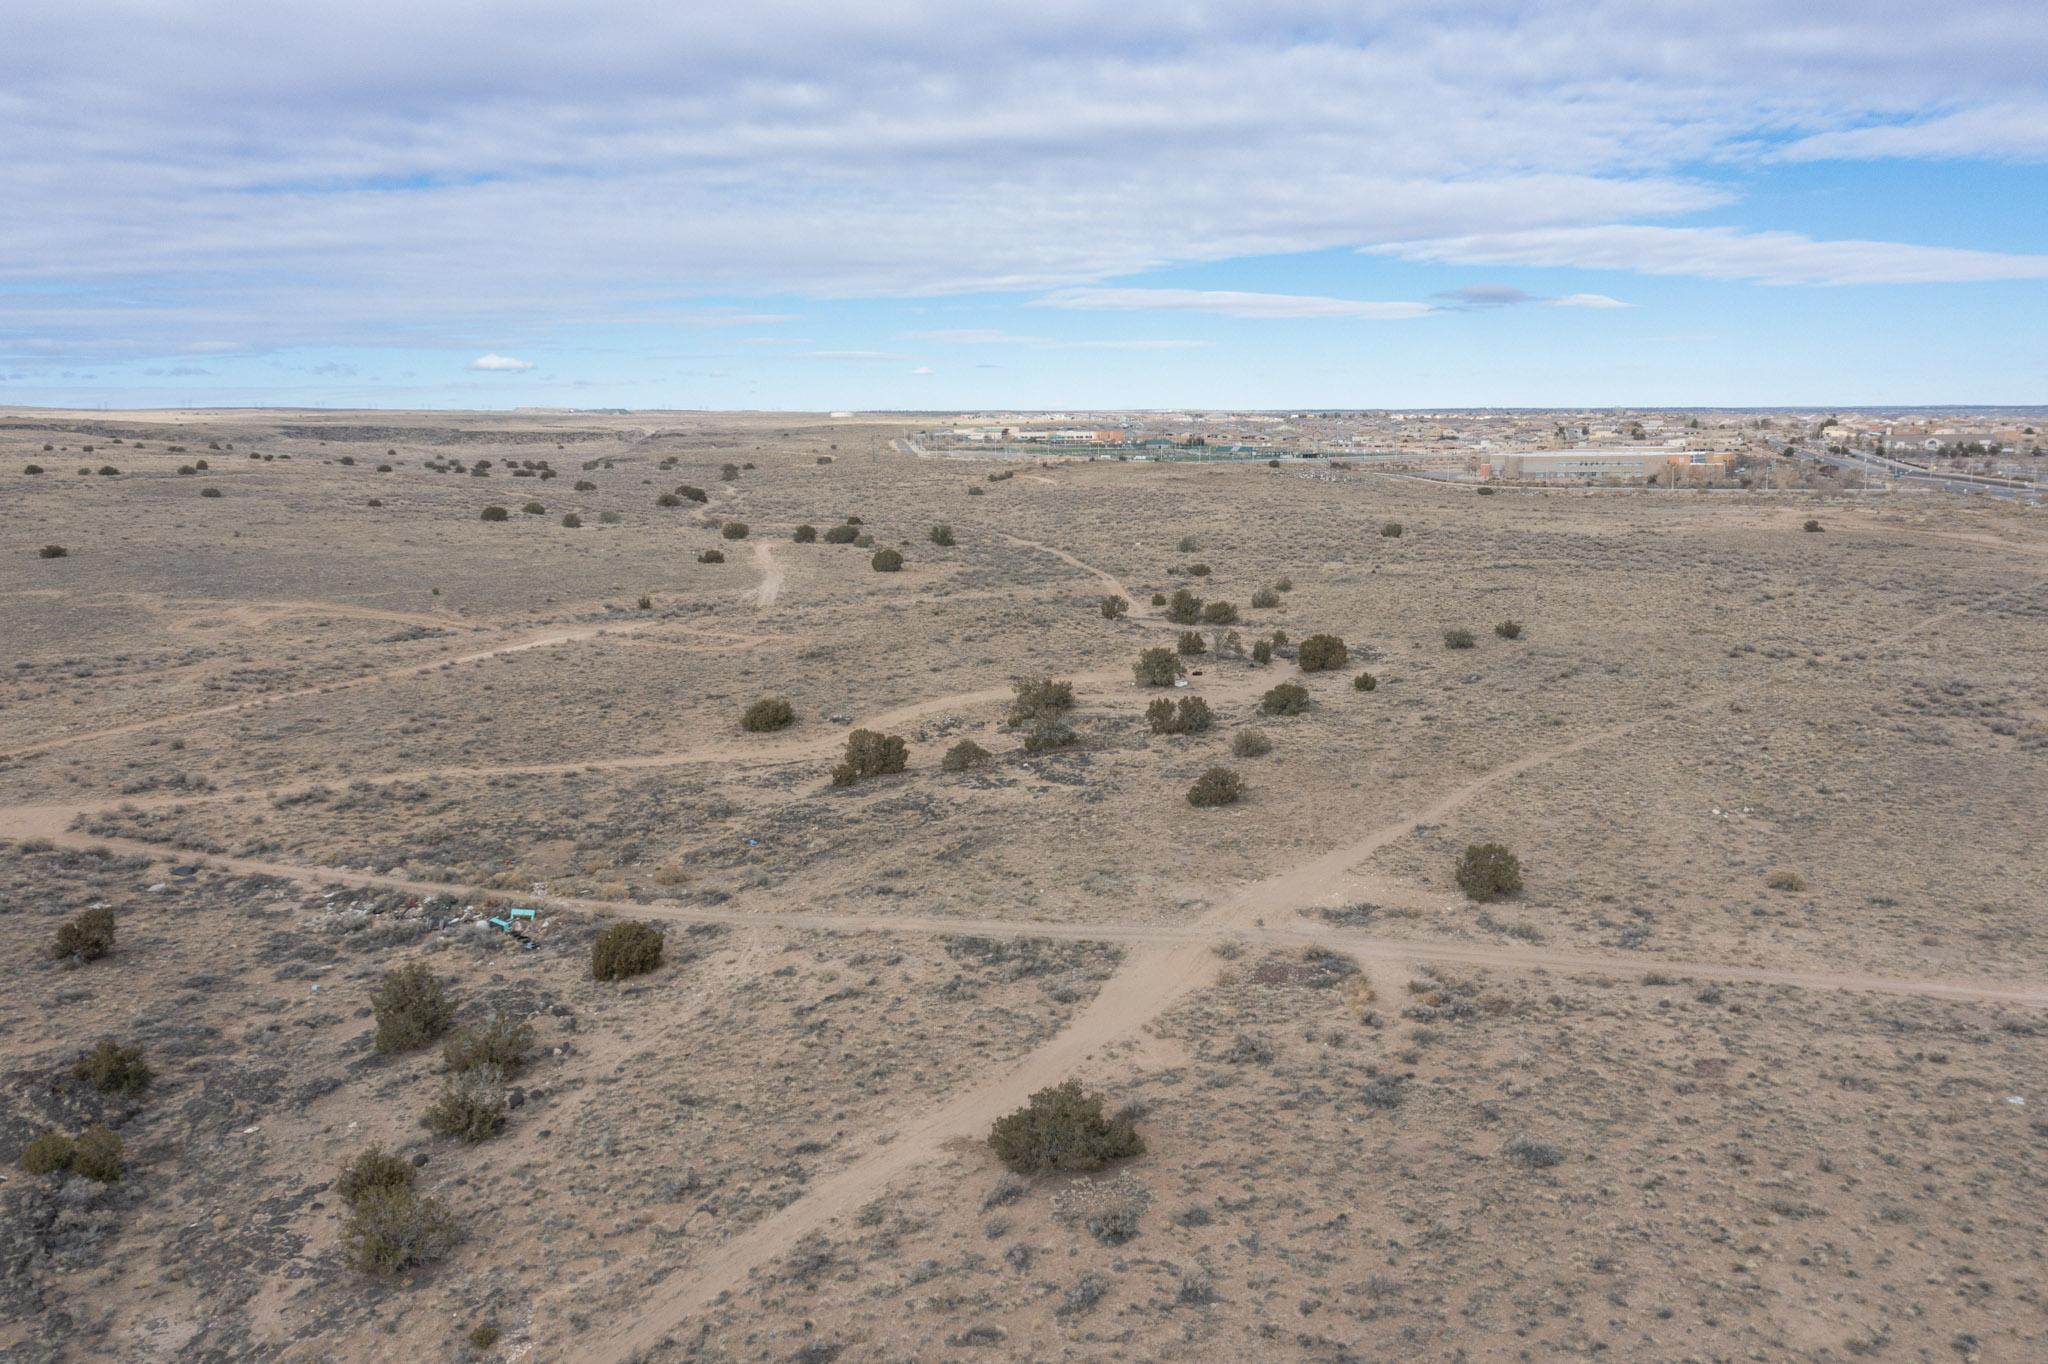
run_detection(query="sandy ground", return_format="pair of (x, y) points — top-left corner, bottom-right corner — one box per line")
(1, 409), (2044, 1363)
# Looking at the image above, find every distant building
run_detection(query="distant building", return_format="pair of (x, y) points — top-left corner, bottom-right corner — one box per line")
(1499, 450), (1730, 482)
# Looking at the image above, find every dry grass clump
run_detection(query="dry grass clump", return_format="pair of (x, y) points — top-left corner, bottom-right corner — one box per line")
(1443, 627), (1476, 649)
(1766, 868), (1807, 891)
(1231, 729), (1272, 758)
(1495, 619), (1524, 639)
(833, 729), (908, 785)
(592, 921), (664, 981)
(988, 1081), (1144, 1175)
(335, 1147), (415, 1206)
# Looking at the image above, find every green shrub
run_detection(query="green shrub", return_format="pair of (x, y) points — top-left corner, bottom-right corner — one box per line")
(469, 1325), (501, 1351)
(656, 492), (682, 507)
(1494, 619), (1523, 640)
(1353, 670), (1377, 692)
(1250, 587), (1279, 609)
(871, 547), (904, 571)
(1186, 767), (1245, 807)
(677, 484), (708, 502)
(20, 1132), (74, 1175)
(442, 1013), (533, 1077)
(592, 921), (664, 981)
(1176, 630), (1207, 656)
(480, 505), (509, 521)
(743, 696), (795, 732)
(1186, 562), (1211, 577)
(1250, 639), (1272, 665)
(1022, 717), (1078, 754)
(698, 548), (724, 563)
(336, 1146), (415, 1207)
(930, 524), (955, 546)
(1231, 729), (1272, 758)
(1146, 695), (1213, 735)
(1443, 627), (1476, 649)
(1270, 629), (1289, 646)
(822, 524), (858, 544)
(574, 479), (596, 491)
(722, 520), (750, 539)
(1297, 633), (1348, 672)
(1455, 843), (1523, 901)
(833, 729), (908, 785)
(1149, 592), (1166, 606)
(422, 1067), (508, 1144)
(1260, 681), (1310, 716)
(1133, 646), (1182, 686)
(1380, 521), (1404, 537)
(560, 513), (581, 527)
(1201, 600), (1237, 625)
(521, 501), (545, 515)
(73, 1040), (150, 1095)
(51, 905), (115, 962)
(987, 1081), (1144, 1175)
(793, 524), (817, 542)
(1803, 518), (1823, 533)
(1009, 677), (1075, 724)
(1099, 594), (1128, 620)
(343, 1184), (461, 1276)
(371, 963), (455, 1055)
(941, 739), (992, 772)
(1165, 588), (1202, 624)
(70, 1126), (124, 1182)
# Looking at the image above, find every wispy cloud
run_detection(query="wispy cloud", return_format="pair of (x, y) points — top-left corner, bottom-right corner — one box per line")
(1035, 288), (1432, 321)
(1376, 226), (2048, 286)
(1436, 285), (1631, 310)
(467, 353), (535, 371)
(902, 329), (1204, 350)
(801, 350), (912, 361)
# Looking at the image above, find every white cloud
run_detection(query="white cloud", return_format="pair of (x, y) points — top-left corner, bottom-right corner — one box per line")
(1374, 226), (2048, 286)
(1548, 293), (1631, 309)
(902, 329), (1205, 350)
(467, 353), (534, 371)
(1035, 288), (1433, 321)
(910, 365), (933, 375)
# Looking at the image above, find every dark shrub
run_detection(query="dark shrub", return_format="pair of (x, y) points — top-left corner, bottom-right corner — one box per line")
(1099, 594), (1128, 620)
(1149, 592), (1166, 606)
(560, 513), (581, 527)
(793, 524), (817, 543)
(339, 456), (355, 466)
(1297, 633), (1348, 672)
(1186, 562), (1211, 577)
(1022, 717), (1077, 753)
(1442, 627), (1476, 649)
(521, 501), (545, 515)
(1455, 843), (1523, 901)
(1176, 631), (1206, 656)
(1250, 587), (1279, 609)
(371, 963), (454, 1055)
(344, 1185), (461, 1275)
(423, 1068), (507, 1144)
(822, 524), (858, 544)
(930, 524), (955, 546)
(1165, 587), (1202, 624)
(637, 594), (652, 610)
(1380, 521), (1404, 537)
(97, 465), (119, 475)
(743, 696), (795, 732)
(698, 548), (725, 563)
(1186, 766), (1245, 807)
(988, 1081), (1144, 1175)
(480, 505), (509, 521)
(833, 729), (908, 785)
(941, 738), (992, 772)
(39, 544), (70, 559)
(51, 905), (115, 962)
(1250, 639), (1272, 665)
(1476, 484), (1497, 495)
(201, 486), (222, 498)
(1353, 670), (1377, 691)
(1133, 647), (1181, 686)
(70, 1127), (124, 1183)
(656, 492), (682, 508)
(592, 921), (665, 981)
(73, 1040), (150, 1096)
(23, 463), (43, 474)
(871, 547), (904, 571)
(1009, 678), (1074, 724)
(844, 515), (863, 525)
(470, 1326), (501, 1350)
(1803, 518), (1823, 532)
(336, 1146), (415, 1207)
(574, 479), (596, 491)
(1260, 681), (1310, 716)
(1176, 535), (1198, 552)
(1494, 619), (1523, 640)
(1506, 1135), (1565, 1169)
(1201, 600), (1237, 625)
(1231, 729), (1272, 758)
(177, 465), (196, 475)
(678, 484), (708, 502)
(21, 1132), (74, 1175)
(722, 520), (750, 539)
(719, 463), (739, 481)
(443, 1014), (533, 1077)
(1146, 696), (1213, 735)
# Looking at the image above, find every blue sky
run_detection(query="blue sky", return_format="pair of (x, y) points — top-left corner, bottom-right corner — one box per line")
(2, 2), (2045, 409)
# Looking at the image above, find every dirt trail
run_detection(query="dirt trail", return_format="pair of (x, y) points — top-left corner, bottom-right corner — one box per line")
(750, 540), (784, 608)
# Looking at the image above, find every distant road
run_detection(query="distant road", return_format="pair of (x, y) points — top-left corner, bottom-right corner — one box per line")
(1785, 442), (2041, 502)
